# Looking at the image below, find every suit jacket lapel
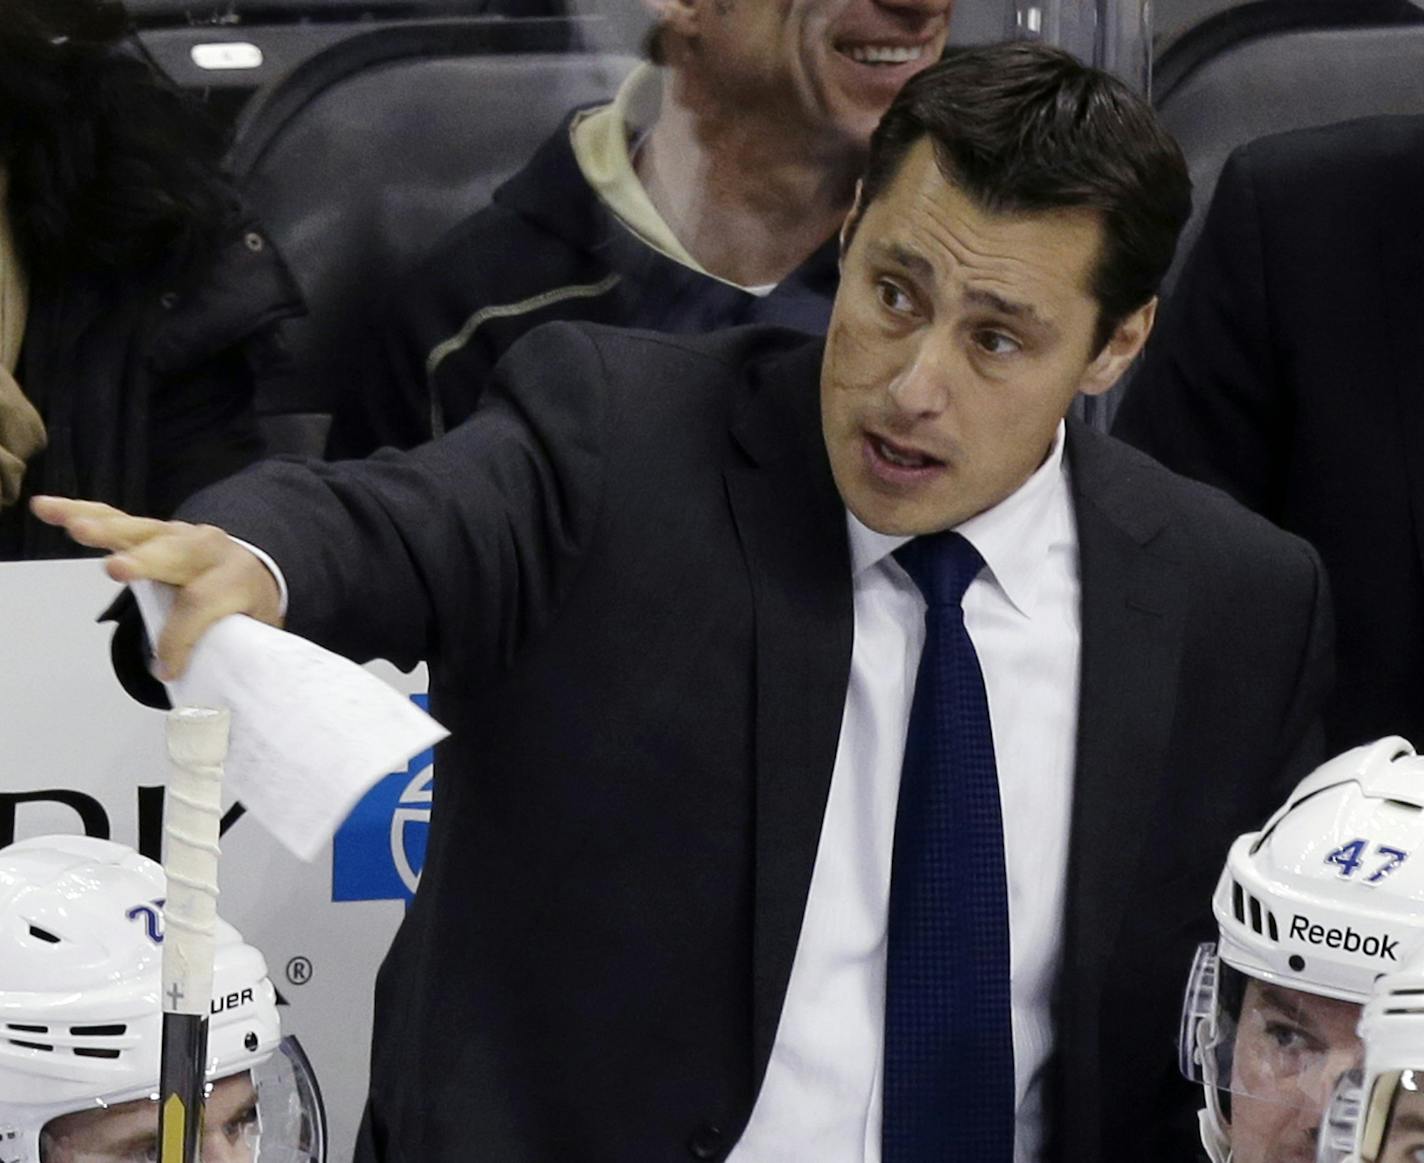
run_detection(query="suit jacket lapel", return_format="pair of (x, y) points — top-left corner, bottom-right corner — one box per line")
(723, 335), (855, 1089)
(1059, 422), (1189, 1150)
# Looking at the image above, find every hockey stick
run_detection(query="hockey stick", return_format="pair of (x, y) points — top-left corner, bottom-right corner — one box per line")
(158, 706), (231, 1163)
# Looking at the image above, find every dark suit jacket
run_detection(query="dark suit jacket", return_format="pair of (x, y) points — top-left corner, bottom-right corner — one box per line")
(180, 323), (1331, 1162)
(1115, 114), (1424, 756)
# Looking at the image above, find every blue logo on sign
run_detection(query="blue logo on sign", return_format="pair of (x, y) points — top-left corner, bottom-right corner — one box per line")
(332, 694), (434, 905)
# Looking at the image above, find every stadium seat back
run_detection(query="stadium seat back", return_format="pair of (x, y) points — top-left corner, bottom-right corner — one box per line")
(1156, 0), (1424, 286)
(1088, 0), (1424, 431)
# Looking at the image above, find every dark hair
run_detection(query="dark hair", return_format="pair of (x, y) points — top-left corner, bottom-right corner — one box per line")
(0, 0), (232, 273)
(854, 41), (1192, 352)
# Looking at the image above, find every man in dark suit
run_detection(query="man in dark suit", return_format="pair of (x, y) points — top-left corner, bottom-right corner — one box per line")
(1114, 115), (1424, 757)
(36, 44), (1331, 1162)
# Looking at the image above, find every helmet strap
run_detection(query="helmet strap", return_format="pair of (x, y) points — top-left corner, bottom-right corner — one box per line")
(1198, 1012), (1234, 1163)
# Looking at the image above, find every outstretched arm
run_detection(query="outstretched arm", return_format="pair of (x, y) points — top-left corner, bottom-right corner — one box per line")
(30, 497), (283, 679)
(33, 320), (611, 682)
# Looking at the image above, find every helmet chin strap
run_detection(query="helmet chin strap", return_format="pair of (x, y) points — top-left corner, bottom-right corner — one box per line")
(1199, 1108), (1232, 1163)
(1197, 1012), (1234, 1163)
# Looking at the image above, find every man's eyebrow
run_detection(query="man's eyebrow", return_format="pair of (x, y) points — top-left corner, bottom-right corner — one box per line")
(868, 241), (935, 282)
(963, 287), (1051, 330)
(107, 1132), (160, 1152)
(867, 241), (1055, 331)
(1256, 984), (1323, 1031)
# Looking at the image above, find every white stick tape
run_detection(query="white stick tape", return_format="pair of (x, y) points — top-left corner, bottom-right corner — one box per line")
(162, 707), (230, 1018)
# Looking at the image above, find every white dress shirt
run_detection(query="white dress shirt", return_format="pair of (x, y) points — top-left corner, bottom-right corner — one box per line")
(729, 421), (1081, 1162)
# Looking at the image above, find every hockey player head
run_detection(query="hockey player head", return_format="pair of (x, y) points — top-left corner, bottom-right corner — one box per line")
(1179, 738), (1424, 1163)
(1316, 940), (1424, 1163)
(0, 835), (325, 1163)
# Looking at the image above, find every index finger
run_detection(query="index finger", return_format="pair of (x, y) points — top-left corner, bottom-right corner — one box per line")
(30, 496), (174, 553)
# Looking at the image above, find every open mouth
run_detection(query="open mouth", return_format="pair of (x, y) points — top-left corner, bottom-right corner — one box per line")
(868, 433), (944, 471)
(835, 42), (929, 67)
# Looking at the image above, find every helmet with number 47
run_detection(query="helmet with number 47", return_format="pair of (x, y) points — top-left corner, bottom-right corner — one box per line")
(0, 835), (327, 1163)
(1178, 737), (1424, 1163)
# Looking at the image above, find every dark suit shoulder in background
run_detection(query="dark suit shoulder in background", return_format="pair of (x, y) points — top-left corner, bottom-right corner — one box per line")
(1113, 113), (1424, 754)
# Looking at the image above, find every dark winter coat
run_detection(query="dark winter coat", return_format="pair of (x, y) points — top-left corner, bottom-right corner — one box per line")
(326, 114), (840, 458)
(0, 208), (303, 560)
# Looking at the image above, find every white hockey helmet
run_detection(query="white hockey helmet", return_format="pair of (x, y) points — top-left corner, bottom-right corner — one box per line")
(0, 835), (325, 1163)
(1317, 941), (1424, 1163)
(1179, 738), (1424, 1163)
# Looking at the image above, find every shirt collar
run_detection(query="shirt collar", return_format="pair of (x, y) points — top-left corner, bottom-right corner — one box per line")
(846, 420), (1073, 619)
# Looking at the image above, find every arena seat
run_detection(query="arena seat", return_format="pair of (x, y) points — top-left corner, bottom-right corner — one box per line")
(1083, 0), (1424, 430)
(227, 19), (638, 455)
(1155, 0), (1424, 287)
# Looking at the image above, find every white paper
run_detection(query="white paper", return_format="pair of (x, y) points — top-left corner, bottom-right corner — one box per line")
(132, 579), (448, 862)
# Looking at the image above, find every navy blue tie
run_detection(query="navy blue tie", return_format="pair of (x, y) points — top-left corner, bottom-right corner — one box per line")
(883, 531), (1015, 1162)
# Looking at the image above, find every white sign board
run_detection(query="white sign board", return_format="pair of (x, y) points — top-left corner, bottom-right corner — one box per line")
(0, 558), (426, 1160)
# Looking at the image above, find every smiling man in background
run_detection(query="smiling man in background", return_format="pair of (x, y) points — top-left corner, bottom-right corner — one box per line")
(327, 0), (954, 456)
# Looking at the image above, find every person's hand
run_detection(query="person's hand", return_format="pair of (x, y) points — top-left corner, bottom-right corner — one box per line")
(30, 496), (284, 680)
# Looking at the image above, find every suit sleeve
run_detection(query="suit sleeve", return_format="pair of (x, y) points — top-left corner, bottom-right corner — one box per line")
(182, 321), (610, 675)
(1113, 145), (1291, 521)
(1265, 539), (1336, 813)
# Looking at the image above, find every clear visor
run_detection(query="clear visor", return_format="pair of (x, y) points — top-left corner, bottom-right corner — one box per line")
(1320, 1067), (1424, 1163)
(39, 1036), (325, 1163)
(1182, 944), (1365, 1162)
(1181, 941), (1220, 1083)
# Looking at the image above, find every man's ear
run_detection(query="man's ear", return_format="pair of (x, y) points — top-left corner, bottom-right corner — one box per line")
(839, 180), (867, 267)
(1078, 297), (1157, 398)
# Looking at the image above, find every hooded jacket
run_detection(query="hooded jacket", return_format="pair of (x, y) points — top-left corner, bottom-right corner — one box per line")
(327, 112), (839, 459)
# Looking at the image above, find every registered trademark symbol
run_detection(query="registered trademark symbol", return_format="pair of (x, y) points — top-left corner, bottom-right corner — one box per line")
(286, 956), (313, 985)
